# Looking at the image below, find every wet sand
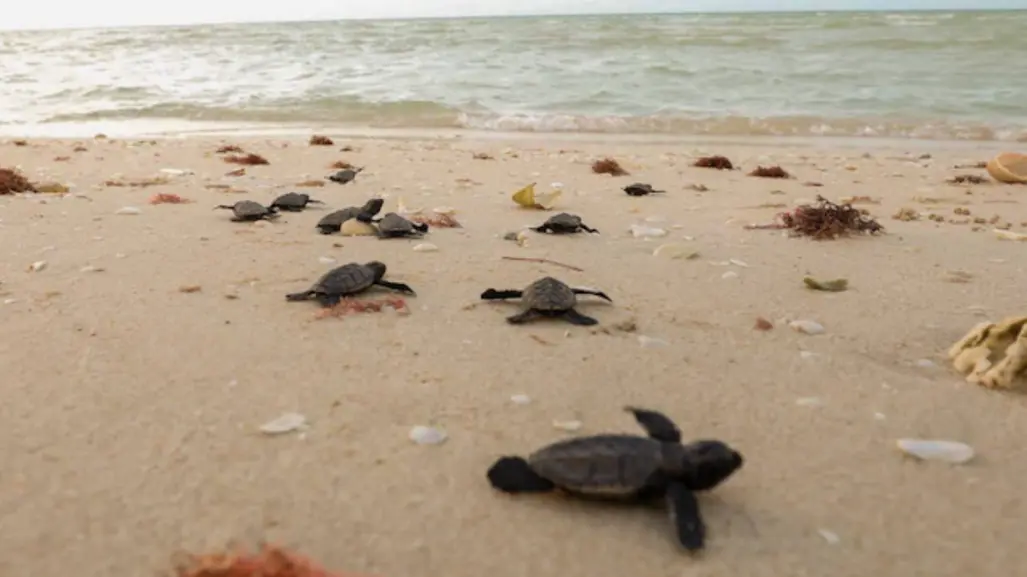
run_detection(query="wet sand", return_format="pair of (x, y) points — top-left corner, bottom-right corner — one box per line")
(1, 134), (1025, 577)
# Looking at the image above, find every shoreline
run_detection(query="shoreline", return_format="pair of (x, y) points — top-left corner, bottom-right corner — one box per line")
(0, 120), (1019, 153)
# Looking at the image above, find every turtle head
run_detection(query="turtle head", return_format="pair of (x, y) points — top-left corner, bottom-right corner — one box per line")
(679, 439), (743, 492)
(364, 261), (387, 281)
(362, 198), (384, 214)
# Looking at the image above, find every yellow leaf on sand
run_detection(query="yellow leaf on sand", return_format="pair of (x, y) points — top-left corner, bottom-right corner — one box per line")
(511, 182), (561, 210)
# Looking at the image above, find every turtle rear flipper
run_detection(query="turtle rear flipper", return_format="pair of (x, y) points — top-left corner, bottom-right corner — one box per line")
(666, 481), (705, 552)
(532, 224), (552, 233)
(572, 288), (612, 302)
(481, 289), (523, 300)
(561, 308), (598, 326)
(625, 407), (682, 443)
(506, 309), (543, 324)
(412, 222), (429, 233)
(374, 279), (416, 296)
(487, 456), (556, 494)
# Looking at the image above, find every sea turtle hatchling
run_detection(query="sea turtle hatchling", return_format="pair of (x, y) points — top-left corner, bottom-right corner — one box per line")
(480, 276), (611, 326)
(487, 406), (744, 552)
(213, 200), (279, 222)
(285, 261), (416, 307)
(327, 167), (364, 185)
(623, 183), (666, 197)
(270, 192), (324, 212)
(531, 212), (599, 235)
(376, 212), (429, 239)
(316, 198), (385, 234)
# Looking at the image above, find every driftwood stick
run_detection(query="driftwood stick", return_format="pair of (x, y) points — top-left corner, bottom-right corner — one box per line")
(501, 256), (584, 272)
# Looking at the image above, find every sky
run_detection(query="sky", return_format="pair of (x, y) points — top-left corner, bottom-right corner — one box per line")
(0, 0), (1023, 31)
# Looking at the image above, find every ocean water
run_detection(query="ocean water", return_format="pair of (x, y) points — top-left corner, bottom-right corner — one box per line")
(1, 10), (1025, 141)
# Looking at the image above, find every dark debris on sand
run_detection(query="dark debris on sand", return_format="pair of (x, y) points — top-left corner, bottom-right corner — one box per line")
(309, 135), (334, 146)
(329, 160), (356, 169)
(948, 174), (989, 185)
(591, 157), (629, 176)
(215, 144), (243, 154)
(223, 153), (270, 166)
(0, 167), (36, 194)
(693, 155), (733, 170)
(748, 165), (791, 178)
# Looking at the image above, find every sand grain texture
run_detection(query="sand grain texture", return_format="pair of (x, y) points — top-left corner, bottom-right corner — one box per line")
(1, 136), (1025, 577)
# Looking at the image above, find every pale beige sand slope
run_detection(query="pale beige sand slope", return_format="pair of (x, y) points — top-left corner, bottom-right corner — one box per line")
(1, 136), (1025, 577)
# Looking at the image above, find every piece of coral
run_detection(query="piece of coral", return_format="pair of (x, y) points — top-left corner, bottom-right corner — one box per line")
(947, 316), (1027, 389)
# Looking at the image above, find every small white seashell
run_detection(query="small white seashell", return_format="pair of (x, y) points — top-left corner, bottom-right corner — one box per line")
(795, 397), (824, 407)
(721, 271), (738, 279)
(114, 206), (141, 215)
(28, 260), (47, 272)
(638, 335), (670, 348)
(729, 258), (749, 267)
(259, 412), (307, 435)
(318, 256), (336, 264)
(79, 265), (104, 273)
(789, 320), (825, 335)
(652, 243), (699, 260)
(413, 243), (438, 252)
(409, 425), (447, 445)
(896, 439), (974, 464)
(159, 168), (193, 176)
(914, 359), (936, 369)
(510, 394), (532, 405)
(630, 224), (668, 239)
(432, 206), (456, 215)
(552, 420), (582, 432)
(818, 529), (840, 544)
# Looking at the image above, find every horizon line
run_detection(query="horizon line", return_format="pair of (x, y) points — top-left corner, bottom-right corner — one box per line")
(0, 7), (1021, 34)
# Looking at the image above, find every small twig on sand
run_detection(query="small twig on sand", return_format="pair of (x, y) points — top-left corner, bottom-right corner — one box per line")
(501, 256), (583, 272)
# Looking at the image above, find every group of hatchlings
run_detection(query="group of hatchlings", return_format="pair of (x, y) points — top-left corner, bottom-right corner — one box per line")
(221, 168), (744, 553)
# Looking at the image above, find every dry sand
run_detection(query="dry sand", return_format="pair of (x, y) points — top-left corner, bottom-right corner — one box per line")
(1, 133), (1026, 577)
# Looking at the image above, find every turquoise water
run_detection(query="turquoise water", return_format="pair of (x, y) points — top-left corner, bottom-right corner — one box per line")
(0, 10), (1024, 141)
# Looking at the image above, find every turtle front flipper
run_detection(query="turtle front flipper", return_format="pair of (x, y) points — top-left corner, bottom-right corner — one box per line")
(487, 456), (556, 494)
(374, 279), (416, 296)
(666, 481), (705, 552)
(308, 198), (325, 205)
(532, 224), (551, 233)
(571, 288), (613, 302)
(285, 290), (317, 302)
(561, 308), (598, 326)
(506, 309), (543, 324)
(625, 407), (682, 443)
(481, 289), (523, 300)
(579, 224), (600, 234)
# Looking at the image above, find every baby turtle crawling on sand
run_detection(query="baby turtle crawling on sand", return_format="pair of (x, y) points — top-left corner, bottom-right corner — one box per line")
(623, 183), (665, 197)
(214, 200), (279, 222)
(286, 261), (415, 306)
(327, 167), (363, 185)
(270, 192), (324, 212)
(316, 198), (385, 234)
(376, 212), (429, 239)
(487, 406), (744, 552)
(532, 212), (599, 234)
(480, 276), (611, 325)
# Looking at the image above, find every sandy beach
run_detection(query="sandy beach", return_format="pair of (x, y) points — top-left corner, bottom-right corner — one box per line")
(2, 133), (1026, 576)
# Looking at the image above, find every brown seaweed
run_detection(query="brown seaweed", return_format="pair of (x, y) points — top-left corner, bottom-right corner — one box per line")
(0, 167), (36, 194)
(309, 135), (334, 146)
(693, 155), (733, 170)
(215, 145), (243, 154)
(174, 543), (368, 577)
(223, 153), (269, 166)
(774, 195), (884, 239)
(749, 165), (791, 178)
(591, 157), (629, 176)
(329, 160), (356, 169)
